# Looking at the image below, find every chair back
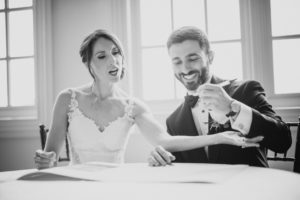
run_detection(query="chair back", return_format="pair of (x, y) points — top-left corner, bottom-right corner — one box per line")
(267, 117), (300, 173)
(39, 124), (70, 162)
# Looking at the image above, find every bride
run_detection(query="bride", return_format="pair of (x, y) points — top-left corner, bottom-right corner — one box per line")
(34, 29), (262, 169)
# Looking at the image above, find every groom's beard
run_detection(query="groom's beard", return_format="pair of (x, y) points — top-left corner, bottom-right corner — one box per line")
(175, 67), (210, 91)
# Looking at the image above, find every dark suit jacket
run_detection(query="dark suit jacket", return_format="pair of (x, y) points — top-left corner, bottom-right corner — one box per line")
(167, 76), (292, 167)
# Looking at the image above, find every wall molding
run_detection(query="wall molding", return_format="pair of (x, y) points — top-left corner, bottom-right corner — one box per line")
(0, 119), (38, 139)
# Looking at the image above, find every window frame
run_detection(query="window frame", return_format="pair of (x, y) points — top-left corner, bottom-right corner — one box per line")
(0, 0), (36, 119)
(128, 0), (300, 113)
(0, 0), (53, 125)
(243, 0), (300, 108)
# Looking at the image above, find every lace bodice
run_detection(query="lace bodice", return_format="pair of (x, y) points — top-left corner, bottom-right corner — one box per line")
(67, 89), (135, 165)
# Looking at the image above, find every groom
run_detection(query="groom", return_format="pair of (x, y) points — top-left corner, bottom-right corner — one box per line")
(148, 26), (291, 167)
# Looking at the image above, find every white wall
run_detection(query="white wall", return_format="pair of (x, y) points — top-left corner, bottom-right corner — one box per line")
(52, 0), (112, 94)
(0, 120), (40, 171)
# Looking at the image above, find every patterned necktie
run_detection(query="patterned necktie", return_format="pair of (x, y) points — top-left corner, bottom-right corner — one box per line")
(185, 95), (199, 108)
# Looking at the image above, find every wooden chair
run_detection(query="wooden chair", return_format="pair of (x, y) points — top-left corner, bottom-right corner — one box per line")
(39, 124), (70, 162)
(267, 117), (300, 173)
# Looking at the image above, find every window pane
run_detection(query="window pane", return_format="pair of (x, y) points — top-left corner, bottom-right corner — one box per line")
(9, 58), (35, 106)
(207, 0), (241, 41)
(271, 0), (300, 36)
(9, 10), (34, 57)
(142, 47), (174, 100)
(173, 0), (206, 30)
(0, 13), (6, 58)
(273, 39), (300, 94)
(8, 0), (32, 8)
(0, 0), (4, 9)
(0, 60), (8, 107)
(210, 42), (243, 80)
(140, 0), (171, 46)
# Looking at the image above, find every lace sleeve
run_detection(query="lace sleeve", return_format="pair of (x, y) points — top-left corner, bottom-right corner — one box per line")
(125, 99), (135, 122)
(67, 89), (78, 122)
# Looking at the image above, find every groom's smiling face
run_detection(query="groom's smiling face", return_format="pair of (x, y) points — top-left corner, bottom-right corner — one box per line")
(168, 40), (212, 91)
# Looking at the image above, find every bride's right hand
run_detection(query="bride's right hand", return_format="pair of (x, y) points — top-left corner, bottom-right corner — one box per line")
(217, 131), (264, 148)
(34, 149), (57, 170)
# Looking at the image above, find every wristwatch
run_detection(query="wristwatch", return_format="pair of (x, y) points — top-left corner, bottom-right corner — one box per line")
(226, 100), (241, 118)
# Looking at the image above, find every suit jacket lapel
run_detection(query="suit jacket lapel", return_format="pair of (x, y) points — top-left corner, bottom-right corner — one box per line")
(171, 101), (209, 162)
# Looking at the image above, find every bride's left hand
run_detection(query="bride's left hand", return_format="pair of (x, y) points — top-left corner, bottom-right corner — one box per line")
(217, 131), (264, 148)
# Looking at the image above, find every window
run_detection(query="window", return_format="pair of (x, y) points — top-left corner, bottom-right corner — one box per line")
(270, 0), (300, 94)
(130, 0), (300, 110)
(137, 0), (242, 101)
(0, 0), (36, 118)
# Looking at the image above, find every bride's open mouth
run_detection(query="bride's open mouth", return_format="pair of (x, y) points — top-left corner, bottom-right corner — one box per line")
(108, 68), (119, 76)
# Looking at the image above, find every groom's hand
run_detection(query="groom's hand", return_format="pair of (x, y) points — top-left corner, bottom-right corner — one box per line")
(148, 146), (176, 167)
(198, 83), (233, 118)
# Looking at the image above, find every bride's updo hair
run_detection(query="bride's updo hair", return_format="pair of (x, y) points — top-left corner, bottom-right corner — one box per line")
(79, 29), (125, 79)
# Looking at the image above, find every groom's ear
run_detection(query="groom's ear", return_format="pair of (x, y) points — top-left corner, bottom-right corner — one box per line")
(208, 50), (214, 64)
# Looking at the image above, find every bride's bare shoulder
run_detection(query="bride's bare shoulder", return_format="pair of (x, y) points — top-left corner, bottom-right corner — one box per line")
(75, 84), (92, 94)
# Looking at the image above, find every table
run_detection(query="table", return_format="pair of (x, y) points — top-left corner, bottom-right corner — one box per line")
(1, 163), (300, 200)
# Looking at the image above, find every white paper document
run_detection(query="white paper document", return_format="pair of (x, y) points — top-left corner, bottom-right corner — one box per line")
(18, 162), (248, 183)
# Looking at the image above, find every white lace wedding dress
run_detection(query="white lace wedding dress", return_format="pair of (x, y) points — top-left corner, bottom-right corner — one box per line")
(66, 89), (135, 164)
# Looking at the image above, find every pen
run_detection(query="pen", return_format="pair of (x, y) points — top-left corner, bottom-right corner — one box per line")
(216, 80), (230, 87)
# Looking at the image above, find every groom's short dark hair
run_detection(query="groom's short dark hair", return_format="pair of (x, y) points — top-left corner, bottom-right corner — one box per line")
(167, 26), (211, 54)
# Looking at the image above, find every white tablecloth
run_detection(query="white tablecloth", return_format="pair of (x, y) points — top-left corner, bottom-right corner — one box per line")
(0, 163), (300, 200)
